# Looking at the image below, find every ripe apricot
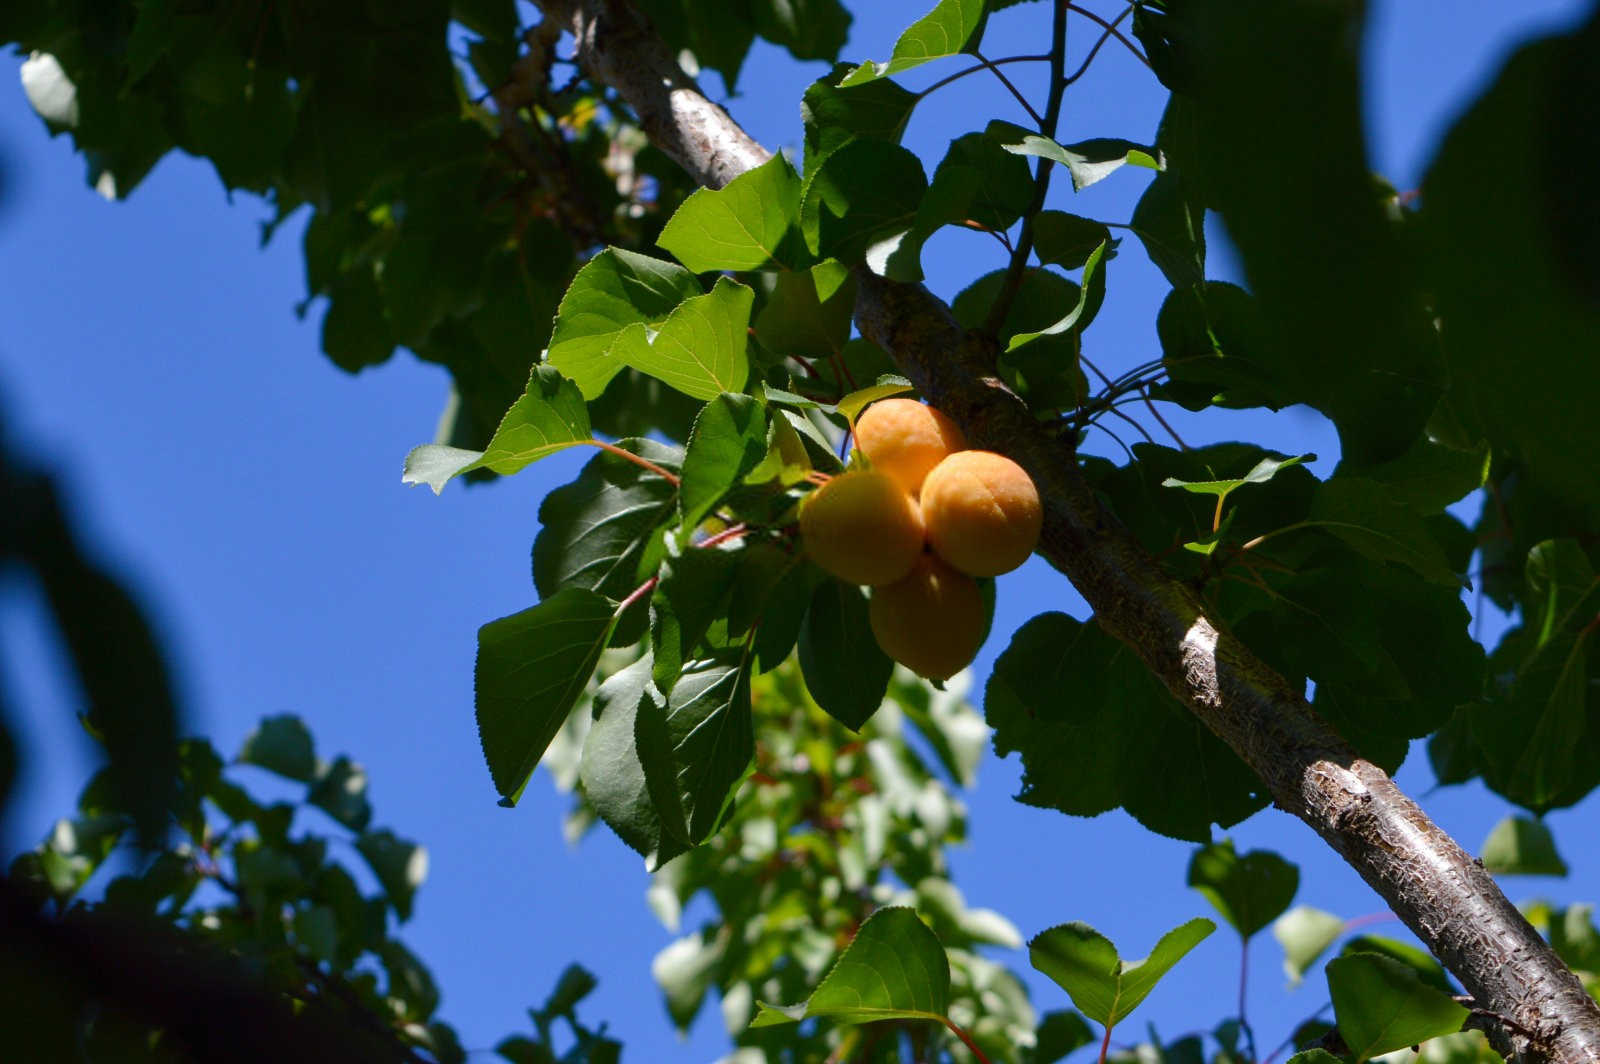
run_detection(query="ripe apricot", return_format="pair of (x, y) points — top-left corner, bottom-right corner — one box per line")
(799, 470), (925, 586)
(869, 553), (986, 681)
(920, 450), (1042, 577)
(853, 398), (967, 498)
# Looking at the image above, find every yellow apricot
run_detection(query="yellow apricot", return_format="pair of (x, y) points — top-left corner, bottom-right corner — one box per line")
(853, 398), (968, 498)
(799, 470), (925, 586)
(869, 553), (986, 681)
(920, 450), (1042, 577)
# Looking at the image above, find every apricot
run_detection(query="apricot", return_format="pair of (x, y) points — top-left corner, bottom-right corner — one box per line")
(799, 470), (925, 586)
(869, 553), (986, 681)
(853, 398), (967, 498)
(920, 450), (1042, 577)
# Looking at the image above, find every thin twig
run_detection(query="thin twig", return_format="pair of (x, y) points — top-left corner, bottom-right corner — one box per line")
(972, 50), (1045, 126)
(1143, 388), (1190, 449)
(915, 54), (1052, 101)
(1061, 3), (1134, 88)
(585, 439), (680, 485)
(1067, 2), (1151, 68)
(983, 0), (1070, 337)
(943, 1017), (995, 1064)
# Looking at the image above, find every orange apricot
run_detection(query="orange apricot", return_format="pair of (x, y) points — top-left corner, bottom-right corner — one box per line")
(799, 470), (926, 586)
(920, 450), (1042, 577)
(868, 553), (987, 681)
(853, 398), (967, 498)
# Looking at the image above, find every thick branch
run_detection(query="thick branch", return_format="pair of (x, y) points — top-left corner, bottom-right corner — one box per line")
(540, 2), (1600, 1061)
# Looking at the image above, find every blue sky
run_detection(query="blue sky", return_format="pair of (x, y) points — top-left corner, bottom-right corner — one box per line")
(0, 1), (1594, 1059)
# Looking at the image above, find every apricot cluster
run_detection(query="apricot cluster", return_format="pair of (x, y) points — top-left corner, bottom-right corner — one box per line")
(797, 398), (1042, 681)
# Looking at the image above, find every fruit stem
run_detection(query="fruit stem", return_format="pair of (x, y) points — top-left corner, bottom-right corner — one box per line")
(585, 438), (680, 486)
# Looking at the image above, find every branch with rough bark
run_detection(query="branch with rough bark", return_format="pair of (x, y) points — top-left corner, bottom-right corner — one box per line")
(535, 1), (1600, 1061)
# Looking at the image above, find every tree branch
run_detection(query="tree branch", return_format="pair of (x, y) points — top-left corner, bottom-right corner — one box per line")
(537, 2), (1600, 1061)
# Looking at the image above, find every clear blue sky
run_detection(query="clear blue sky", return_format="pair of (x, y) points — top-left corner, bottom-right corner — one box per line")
(0, 1), (1592, 1059)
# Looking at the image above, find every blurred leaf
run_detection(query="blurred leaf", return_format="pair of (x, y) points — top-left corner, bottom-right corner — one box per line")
(1034, 1009), (1096, 1064)
(1272, 906), (1344, 987)
(750, 0), (852, 60)
(355, 829), (428, 922)
(476, 589), (617, 806)
(659, 153), (806, 271)
(1480, 815), (1568, 877)
(1187, 840), (1298, 940)
(752, 907), (951, 1025)
(238, 716), (316, 783)
(1327, 953), (1467, 1061)
(838, 0), (984, 85)
(1028, 917), (1215, 1029)
(653, 931), (724, 1029)
(307, 756), (372, 832)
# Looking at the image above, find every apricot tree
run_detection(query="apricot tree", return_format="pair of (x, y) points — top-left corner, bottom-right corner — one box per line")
(8, 0), (1600, 1062)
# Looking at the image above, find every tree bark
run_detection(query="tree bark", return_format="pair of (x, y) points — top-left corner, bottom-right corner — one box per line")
(536, 1), (1600, 1060)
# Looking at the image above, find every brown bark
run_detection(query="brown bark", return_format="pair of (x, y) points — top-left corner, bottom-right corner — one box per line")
(536, 1), (1600, 1060)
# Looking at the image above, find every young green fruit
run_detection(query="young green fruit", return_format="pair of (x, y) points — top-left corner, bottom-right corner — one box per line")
(799, 470), (925, 586)
(920, 450), (1042, 577)
(869, 553), (986, 681)
(853, 398), (967, 498)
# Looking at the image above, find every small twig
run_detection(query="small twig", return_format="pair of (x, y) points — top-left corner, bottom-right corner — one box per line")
(1067, 2), (1151, 68)
(584, 439), (680, 485)
(972, 50), (1045, 126)
(943, 1017), (996, 1064)
(1061, 3), (1134, 88)
(983, 0), (1070, 337)
(914, 54), (1051, 102)
(1143, 388), (1190, 449)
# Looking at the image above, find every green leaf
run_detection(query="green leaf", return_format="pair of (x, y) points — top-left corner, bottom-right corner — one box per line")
(307, 756), (372, 831)
(838, 0), (984, 85)
(665, 652), (755, 841)
(922, 131), (1035, 232)
(1153, 282), (1293, 412)
(1307, 478), (1463, 587)
(532, 439), (681, 627)
(1006, 240), (1110, 351)
(1339, 935), (1454, 998)
(403, 366), (593, 493)
(1327, 953), (1467, 1061)
(658, 152), (806, 271)
(752, 906), (951, 1026)
(1034, 1010), (1096, 1064)
(1273, 906), (1346, 987)
(650, 544), (743, 688)
(1033, 211), (1116, 271)
(1346, 438), (1490, 515)
(749, 0), (852, 61)
(679, 394), (769, 532)
(836, 381), (914, 425)
(798, 580), (895, 730)
(987, 613), (1266, 840)
(753, 259), (858, 362)
(951, 269), (1089, 414)
(1525, 540), (1600, 650)
(802, 64), (916, 174)
(614, 277), (754, 400)
(476, 588), (617, 806)
(1187, 840), (1299, 940)
(1481, 814), (1569, 877)
(355, 829), (428, 922)
(1285, 1051), (1345, 1064)
(1423, 29), (1600, 523)
(1029, 917), (1215, 1029)
(546, 248), (703, 399)
(238, 715), (316, 782)
(1163, 453), (1314, 500)
(800, 140), (928, 272)
(1131, 169), (1205, 289)
(987, 122), (1161, 191)
(579, 655), (690, 866)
